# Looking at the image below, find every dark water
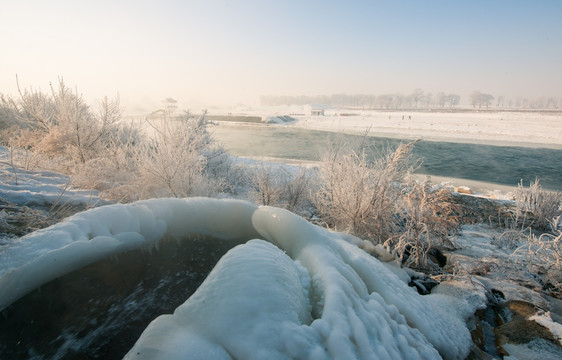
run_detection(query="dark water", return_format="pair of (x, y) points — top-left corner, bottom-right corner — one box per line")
(0, 235), (246, 360)
(212, 125), (562, 191)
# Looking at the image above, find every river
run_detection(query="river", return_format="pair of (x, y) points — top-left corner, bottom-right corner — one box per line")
(211, 123), (562, 191)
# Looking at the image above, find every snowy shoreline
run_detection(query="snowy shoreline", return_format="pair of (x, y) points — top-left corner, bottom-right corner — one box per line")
(207, 107), (562, 150)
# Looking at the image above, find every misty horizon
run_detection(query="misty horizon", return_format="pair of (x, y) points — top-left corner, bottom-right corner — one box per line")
(2, 1), (562, 111)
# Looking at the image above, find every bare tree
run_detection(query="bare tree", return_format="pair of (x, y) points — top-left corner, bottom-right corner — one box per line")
(446, 94), (460, 108)
(470, 91), (494, 109)
(435, 92), (446, 108)
(496, 95), (505, 107)
(409, 88), (424, 108)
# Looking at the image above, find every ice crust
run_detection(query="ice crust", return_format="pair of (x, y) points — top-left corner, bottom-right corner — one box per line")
(0, 198), (483, 359)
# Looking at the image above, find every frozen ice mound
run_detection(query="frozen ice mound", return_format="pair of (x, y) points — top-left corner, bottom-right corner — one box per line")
(0, 198), (484, 359)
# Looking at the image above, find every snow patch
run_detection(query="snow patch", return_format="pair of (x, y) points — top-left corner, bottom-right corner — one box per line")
(264, 115), (297, 124)
(529, 312), (562, 345)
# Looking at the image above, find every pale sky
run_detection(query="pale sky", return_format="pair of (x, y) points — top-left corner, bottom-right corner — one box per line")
(1, 0), (561, 111)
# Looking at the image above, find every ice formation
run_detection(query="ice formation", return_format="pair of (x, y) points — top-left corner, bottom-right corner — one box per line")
(0, 198), (485, 359)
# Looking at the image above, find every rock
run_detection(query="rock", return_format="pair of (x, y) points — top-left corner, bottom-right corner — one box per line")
(455, 186), (473, 195)
(409, 277), (439, 295)
(428, 247), (448, 267)
(451, 192), (515, 224)
(495, 300), (562, 357)
(465, 346), (496, 360)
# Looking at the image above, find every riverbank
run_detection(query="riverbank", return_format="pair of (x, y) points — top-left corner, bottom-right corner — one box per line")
(207, 107), (562, 150)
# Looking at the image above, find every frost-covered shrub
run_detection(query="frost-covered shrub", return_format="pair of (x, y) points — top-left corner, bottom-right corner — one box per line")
(1, 128), (44, 172)
(312, 138), (418, 242)
(1, 79), (121, 166)
(515, 179), (562, 231)
(249, 162), (312, 210)
(249, 162), (283, 206)
(71, 111), (231, 201)
(134, 113), (228, 199)
(0, 94), (20, 132)
(313, 139), (461, 269)
(511, 217), (561, 292)
(71, 121), (144, 200)
(281, 167), (311, 211)
(386, 178), (460, 269)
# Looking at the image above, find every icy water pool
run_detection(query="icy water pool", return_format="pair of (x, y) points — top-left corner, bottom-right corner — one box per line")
(0, 234), (246, 359)
(212, 124), (562, 191)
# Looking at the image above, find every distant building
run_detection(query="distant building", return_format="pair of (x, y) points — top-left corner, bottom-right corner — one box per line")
(307, 104), (329, 116)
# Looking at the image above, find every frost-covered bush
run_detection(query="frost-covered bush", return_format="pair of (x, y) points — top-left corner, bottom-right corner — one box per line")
(0, 94), (19, 132)
(2, 79), (238, 202)
(515, 179), (562, 231)
(249, 162), (283, 206)
(0, 78), (121, 166)
(312, 138), (418, 242)
(249, 162), (312, 211)
(133, 113), (229, 199)
(281, 166), (311, 211)
(57, 108), (232, 201)
(511, 217), (561, 292)
(387, 178), (460, 269)
(70, 122), (143, 201)
(313, 139), (461, 269)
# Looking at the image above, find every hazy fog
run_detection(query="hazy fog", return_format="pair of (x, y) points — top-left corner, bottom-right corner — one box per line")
(2, 1), (561, 111)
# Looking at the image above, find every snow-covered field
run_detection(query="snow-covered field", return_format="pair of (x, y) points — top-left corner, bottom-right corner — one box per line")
(208, 106), (562, 149)
(291, 111), (562, 149)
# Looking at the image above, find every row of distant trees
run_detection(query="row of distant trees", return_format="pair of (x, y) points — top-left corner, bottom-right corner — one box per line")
(468, 91), (562, 110)
(261, 89), (562, 110)
(260, 90), (459, 109)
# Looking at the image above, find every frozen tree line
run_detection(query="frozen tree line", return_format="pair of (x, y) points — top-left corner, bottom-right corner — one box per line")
(261, 89), (562, 110)
(260, 89), (458, 109)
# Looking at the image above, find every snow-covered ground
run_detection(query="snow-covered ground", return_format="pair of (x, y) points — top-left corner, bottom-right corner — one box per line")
(0, 148), (107, 241)
(291, 111), (562, 149)
(208, 106), (562, 149)
(0, 160), (103, 209)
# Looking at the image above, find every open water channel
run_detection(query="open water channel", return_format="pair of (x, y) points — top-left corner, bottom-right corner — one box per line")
(212, 124), (562, 191)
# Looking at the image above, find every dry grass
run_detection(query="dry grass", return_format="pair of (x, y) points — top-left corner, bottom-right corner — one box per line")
(510, 217), (561, 293)
(515, 179), (562, 231)
(387, 178), (461, 269)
